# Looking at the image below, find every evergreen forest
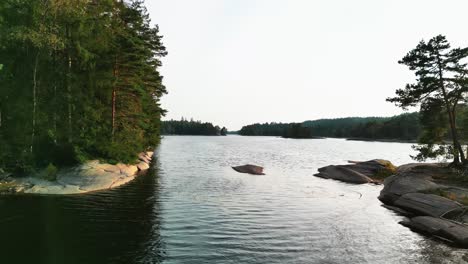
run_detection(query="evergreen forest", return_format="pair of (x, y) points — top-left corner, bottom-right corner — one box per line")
(0, 0), (167, 174)
(239, 112), (421, 140)
(161, 119), (227, 136)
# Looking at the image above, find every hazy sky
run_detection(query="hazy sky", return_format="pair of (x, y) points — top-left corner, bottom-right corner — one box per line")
(146, 0), (468, 130)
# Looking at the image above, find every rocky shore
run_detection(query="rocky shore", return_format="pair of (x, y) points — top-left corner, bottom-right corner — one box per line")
(0, 151), (154, 195)
(315, 160), (468, 248)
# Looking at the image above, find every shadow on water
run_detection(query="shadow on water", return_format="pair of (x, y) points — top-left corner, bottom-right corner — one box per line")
(0, 162), (164, 264)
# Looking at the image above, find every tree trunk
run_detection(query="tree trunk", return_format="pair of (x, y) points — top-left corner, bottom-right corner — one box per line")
(67, 27), (72, 144)
(112, 88), (116, 139)
(437, 54), (465, 165)
(53, 50), (57, 144)
(447, 109), (465, 164)
(31, 52), (39, 153)
(112, 56), (118, 140)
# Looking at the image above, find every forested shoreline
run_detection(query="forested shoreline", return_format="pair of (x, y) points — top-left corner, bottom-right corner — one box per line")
(239, 112), (421, 140)
(161, 119), (227, 136)
(0, 1), (167, 174)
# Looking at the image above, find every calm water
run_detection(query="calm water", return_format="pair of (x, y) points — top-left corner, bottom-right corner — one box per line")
(1, 136), (467, 264)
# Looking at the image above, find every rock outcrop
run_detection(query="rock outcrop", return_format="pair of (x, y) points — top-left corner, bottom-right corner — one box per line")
(378, 163), (445, 204)
(379, 162), (468, 248)
(314, 159), (396, 184)
(393, 193), (462, 217)
(232, 164), (265, 175)
(401, 216), (468, 247)
(3, 151), (154, 195)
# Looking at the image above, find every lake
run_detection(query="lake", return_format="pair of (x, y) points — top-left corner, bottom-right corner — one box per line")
(0, 136), (467, 263)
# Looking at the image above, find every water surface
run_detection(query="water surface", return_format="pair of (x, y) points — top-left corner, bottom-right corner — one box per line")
(1, 136), (467, 263)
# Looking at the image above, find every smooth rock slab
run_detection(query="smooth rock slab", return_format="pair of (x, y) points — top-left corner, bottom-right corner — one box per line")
(401, 216), (468, 247)
(314, 165), (372, 184)
(138, 153), (151, 163)
(232, 165), (265, 175)
(314, 159), (395, 184)
(117, 164), (139, 177)
(137, 162), (150, 171)
(394, 193), (462, 217)
(379, 173), (439, 205)
(9, 151), (155, 195)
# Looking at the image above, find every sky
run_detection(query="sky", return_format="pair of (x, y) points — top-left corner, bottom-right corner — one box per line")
(146, 0), (468, 131)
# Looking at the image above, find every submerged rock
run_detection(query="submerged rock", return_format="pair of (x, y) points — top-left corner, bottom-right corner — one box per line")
(232, 165), (265, 175)
(314, 159), (396, 184)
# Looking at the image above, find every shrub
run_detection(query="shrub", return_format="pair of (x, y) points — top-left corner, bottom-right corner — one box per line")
(43, 163), (58, 181)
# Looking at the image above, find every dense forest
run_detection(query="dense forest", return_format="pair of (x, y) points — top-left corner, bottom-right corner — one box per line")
(0, 0), (167, 174)
(239, 112), (421, 140)
(161, 119), (227, 136)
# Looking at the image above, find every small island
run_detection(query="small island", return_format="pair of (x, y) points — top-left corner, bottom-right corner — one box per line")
(161, 118), (228, 136)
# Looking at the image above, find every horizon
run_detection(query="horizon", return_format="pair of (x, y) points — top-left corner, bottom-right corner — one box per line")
(147, 0), (468, 131)
(165, 111), (418, 131)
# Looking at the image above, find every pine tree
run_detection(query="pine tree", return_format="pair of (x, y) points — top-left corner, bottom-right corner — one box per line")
(0, 0), (168, 173)
(387, 35), (468, 165)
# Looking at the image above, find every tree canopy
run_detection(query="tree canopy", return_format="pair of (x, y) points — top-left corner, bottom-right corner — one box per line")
(161, 119), (227, 136)
(387, 35), (468, 165)
(238, 113), (421, 140)
(0, 0), (167, 173)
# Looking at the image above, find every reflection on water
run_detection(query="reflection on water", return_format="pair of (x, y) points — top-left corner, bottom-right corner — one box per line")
(0, 165), (163, 264)
(0, 136), (468, 263)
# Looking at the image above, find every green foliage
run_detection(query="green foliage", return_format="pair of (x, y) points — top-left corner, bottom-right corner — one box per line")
(161, 119), (226, 136)
(43, 163), (58, 181)
(239, 113), (421, 140)
(387, 35), (468, 164)
(0, 1), (167, 174)
(220, 127), (228, 136)
(282, 123), (315, 139)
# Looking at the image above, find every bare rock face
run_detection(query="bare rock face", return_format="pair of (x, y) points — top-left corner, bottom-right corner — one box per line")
(393, 193), (462, 217)
(137, 162), (150, 171)
(314, 159), (396, 184)
(232, 165), (265, 175)
(117, 164), (139, 177)
(401, 216), (468, 247)
(8, 150), (155, 195)
(378, 162), (468, 248)
(378, 163), (449, 205)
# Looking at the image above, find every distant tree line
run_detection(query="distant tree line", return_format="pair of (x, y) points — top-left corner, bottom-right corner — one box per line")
(0, 1), (167, 174)
(303, 113), (421, 140)
(161, 119), (227, 136)
(238, 112), (421, 140)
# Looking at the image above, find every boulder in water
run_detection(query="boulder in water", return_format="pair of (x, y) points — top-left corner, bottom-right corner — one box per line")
(232, 165), (265, 175)
(314, 159), (396, 184)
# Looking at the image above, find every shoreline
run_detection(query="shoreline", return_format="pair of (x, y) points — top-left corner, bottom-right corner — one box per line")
(235, 134), (418, 143)
(0, 151), (154, 195)
(315, 160), (468, 248)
